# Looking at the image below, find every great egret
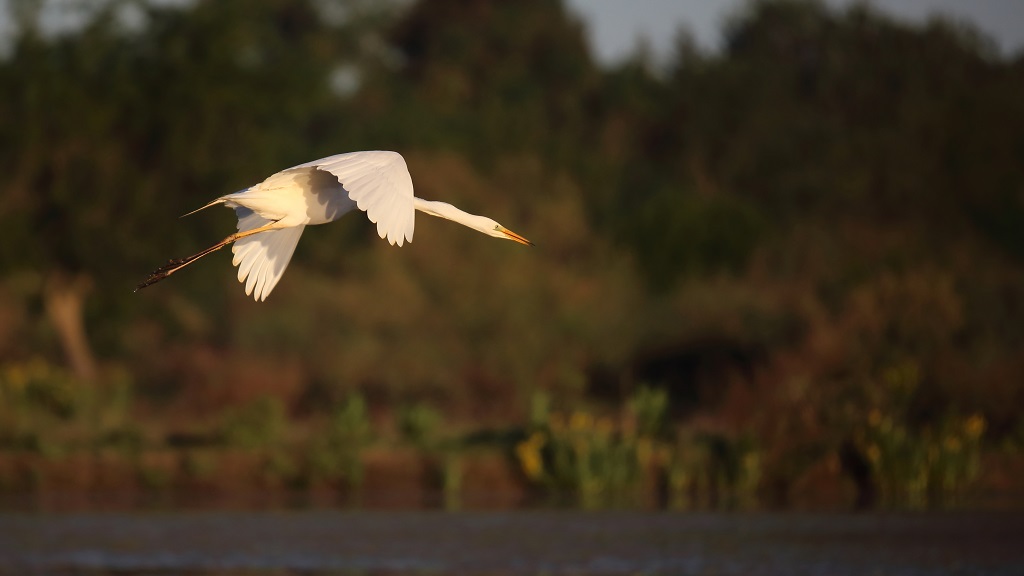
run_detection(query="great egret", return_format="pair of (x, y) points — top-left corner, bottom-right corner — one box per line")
(136, 151), (533, 301)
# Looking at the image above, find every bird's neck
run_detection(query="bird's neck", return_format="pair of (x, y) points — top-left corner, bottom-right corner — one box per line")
(414, 197), (485, 229)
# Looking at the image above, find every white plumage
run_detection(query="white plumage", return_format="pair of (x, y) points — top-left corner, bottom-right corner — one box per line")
(137, 151), (533, 301)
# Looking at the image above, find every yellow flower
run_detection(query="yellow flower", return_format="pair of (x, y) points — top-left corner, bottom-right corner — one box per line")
(866, 444), (881, 464)
(944, 436), (962, 454)
(569, 411), (593, 432)
(868, 409), (882, 427)
(964, 414), (986, 440)
(515, 432), (547, 481)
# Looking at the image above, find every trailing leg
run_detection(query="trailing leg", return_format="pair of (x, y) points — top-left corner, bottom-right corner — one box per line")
(135, 222), (281, 291)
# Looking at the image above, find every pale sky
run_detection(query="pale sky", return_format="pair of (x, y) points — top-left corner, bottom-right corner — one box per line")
(566, 0), (1024, 64)
(2, 1), (1022, 64)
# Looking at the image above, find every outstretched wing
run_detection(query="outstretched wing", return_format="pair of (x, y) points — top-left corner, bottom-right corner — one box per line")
(295, 151), (415, 246)
(231, 207), (304, 302)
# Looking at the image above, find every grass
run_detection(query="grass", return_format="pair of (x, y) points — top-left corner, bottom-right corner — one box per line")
(0, 358), (1002, 510)
(513, 388), (763, 509)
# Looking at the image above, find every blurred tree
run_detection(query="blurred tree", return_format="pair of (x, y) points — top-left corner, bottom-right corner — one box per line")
(598, 0), (1024, 287)
(356, 0), (599, 166)
(0, 0), (376, 378)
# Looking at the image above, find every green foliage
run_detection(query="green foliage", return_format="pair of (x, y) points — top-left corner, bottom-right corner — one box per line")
(627, 386), (669, 439)
(441, 450), (463, 510)
(307, 393), (372, 487)
(851, 363), (987, 507)
(516, 387), (762, 509)
(861, 411), (985, 508)
(626, 186), (766, 288)
(220, 396), (288, 450)
(381, 0), (598, 164)
(329, 393), (373, 448)
(516, 388), (686, 508)
(1, 359), (77, 421)
(516, 410), (639, 508)
(0, 359), (137, 456)
(398, 402), (443, 451)
(665, 431), (761, 510)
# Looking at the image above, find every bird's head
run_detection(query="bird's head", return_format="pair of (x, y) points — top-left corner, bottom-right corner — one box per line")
(481, 218), (533, 246)
(418, 199), (534, 246)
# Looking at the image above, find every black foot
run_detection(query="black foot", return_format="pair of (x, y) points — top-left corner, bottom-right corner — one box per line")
(135, 257), (190, 291)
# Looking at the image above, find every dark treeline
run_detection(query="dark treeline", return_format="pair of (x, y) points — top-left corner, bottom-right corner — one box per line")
(0, 0), (1022, 509)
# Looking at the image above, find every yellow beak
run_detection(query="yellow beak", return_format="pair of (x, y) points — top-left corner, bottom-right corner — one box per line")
(501, 226), (534, 246)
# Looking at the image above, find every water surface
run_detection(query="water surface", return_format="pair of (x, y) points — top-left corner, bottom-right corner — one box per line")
(0, 509), (1020, 575)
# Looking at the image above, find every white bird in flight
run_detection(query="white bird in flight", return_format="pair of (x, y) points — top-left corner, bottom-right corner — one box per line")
(137, 151), (533, 301)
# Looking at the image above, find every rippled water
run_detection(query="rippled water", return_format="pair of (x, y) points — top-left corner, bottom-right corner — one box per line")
(0, 509), (1021, 575)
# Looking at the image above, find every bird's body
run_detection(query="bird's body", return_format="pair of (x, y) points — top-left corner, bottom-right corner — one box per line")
(137, 151), (532, 301)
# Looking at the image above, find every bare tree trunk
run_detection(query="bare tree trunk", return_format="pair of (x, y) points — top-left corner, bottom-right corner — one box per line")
(44, 272), (97, 383)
